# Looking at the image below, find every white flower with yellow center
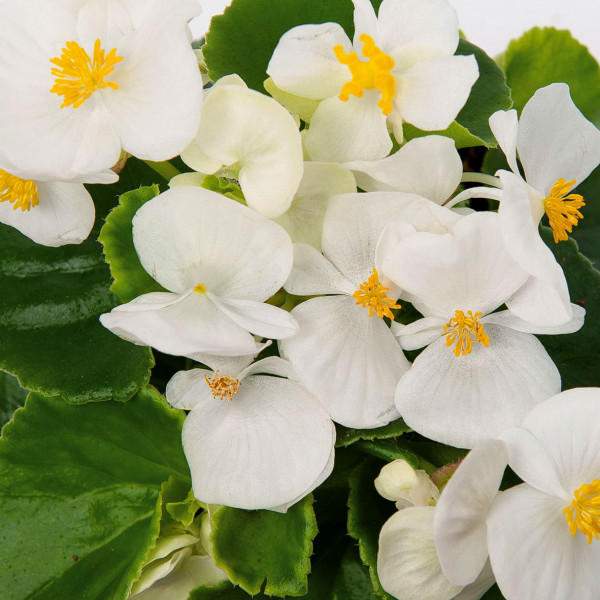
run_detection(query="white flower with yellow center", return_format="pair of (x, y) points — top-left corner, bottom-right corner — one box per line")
(166, 354), (336, 511)
(383, 211), (584, 448)
(488, 83), (600, 326)
(100, 186), (298, 358)
(0, 0), (203, 180)
(0, 161), (116, 246)
(279, 191), (460, 428)
(267, 0), (478, 162)
(434, 389), (600, 599)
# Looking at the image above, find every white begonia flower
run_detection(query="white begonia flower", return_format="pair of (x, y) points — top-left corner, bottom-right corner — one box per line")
(489, 83), (600, 326)
(383, 211), (585, 448)
(180, 74), (304, 219)
(279, 191), (460, 429)
(100, 186), (299, 358)
(376, 460), (495, 600)
(166, 355), (336, 512)
(0, 162), (117, 246)
(0, 0), (203, 181)
(434, 389), (600, 600)
(267, 0), (478, 163)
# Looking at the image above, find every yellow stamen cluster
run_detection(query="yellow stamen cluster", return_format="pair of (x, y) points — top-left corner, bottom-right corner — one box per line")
(50, 39), (123, 109)
(193, 283), (207, 294)
(0, 170), (40, 211)
(204, 371), (241, 402)
(543, 178), (585, 244)
(443, 310), (489, 357)
(334, 34), (395, 115)
(353, 268), (401, 319)
(563, 479), (600, 544)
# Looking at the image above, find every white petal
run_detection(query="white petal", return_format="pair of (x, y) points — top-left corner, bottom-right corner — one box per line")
(383, 211), (528, 319)
(279, 295), (408, 428)
(351, 0), (379, 45)
(483, 304), (584, 335)
(166, 368), (216, 410)
(132, 187), (292, 299)
(517, 83), (600, 194)
(206, 293), (299, 340)
(239, 356), (300, 381)
(395, 55), (479, 131)
(168, 172), (206, 187)
(487, 484), (600, 600)
(267, 23), (352, 99)
(377, 0), (459, 60)
(452, 560), (495, 600)
(273, 162), (356, 250)
(395, 325), (561, 448)
(284, 243), (356, 296)
(100, 291), (258, 357)
(304, 94), (392, 163)
(378, 507), (464, 600)
(182, 375), (335, 510)
(344, 135), (462, 203)
(182, 84), (303, 218)
(131, 548), (192, 597)
(391, 317), (445, 350)
(488, 109), (520, 175)
(0, 180), (94, 246)
(434, 440), (508, 586)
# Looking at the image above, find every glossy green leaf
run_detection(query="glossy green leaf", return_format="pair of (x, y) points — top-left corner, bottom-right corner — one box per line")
(500, 27), (600, 125)
(336, 418), (411, 448)
(347, 459), (396, 600)
(0, 387), (189, 600)
(569, 165), (600, 267)
(210, 496), (317, 597)
(0, 371), (28, 431)
(99, 185), (166, 303)
(353, 439), (435, 472)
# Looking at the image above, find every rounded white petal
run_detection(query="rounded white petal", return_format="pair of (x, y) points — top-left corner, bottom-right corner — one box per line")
(351, 0), (380, 44)
(239, 356), (300, 381)
(488, 109), (520, 176)
(383, 211), (529, 319)
(284, 243), (356, 296)
(344, 135), (462, 203)
(378, 507), (464, 600)
(279, 295), (407, 428)
(487, 484), (600, 600)
(395, 325), (561, 448)
(483, 304), (584, 335)
(517, 83), (600, 194)
(304, 94), (392, 163)
(182, 84), (303, 218)
(166, 368), (214, 410)
(395, 55), (479, 131)
(0, 180), (95, 247)
(392, 317), (445, 351)
(274, 162), (356, 250)
(99, 291), (259, 357)
(181, 376), (335, 510)
(377, 0), (459, 60)
(132, 187), (293, 299)
(434, 439), (508, 586)
(267, 23), (352, 99)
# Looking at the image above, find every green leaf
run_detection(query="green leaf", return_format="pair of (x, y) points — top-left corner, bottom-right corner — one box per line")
(539, 227), (600, 388)
(336, 418), (411, 447)
(500, 27), (600, 125)
(0, 371), (28, 431)
(569, 165), (600, 267)
(0, 386), (189, 600)
(99, 185), (167, 303)
(481, 584), (507, 599)
(347, 459), (396, 600)
(353, 439), (435, 472)
(210, 495), (318, 597)
(166, 487), (203, 528)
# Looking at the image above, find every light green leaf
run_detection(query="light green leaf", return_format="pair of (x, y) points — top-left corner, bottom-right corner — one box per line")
(403, 120), (488, 150)
(500, 27), (600, 125)
(0, 386), (189, 600)
(99, 185), (166, 304)
(210, 496), (318, 597)
(347, 459), (396, 600)
(0, 371), (28, 431)
(336, 419), (411, 448)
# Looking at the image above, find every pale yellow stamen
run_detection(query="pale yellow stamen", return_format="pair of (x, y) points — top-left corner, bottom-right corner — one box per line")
(205, 371), (241, 402)
(353, 268), (401, 319)
(0, 170), (40, 211)
(50, 39), (123, 109)
(334, 34), (395, 115)
(543, 178), (585, 244)
(193, 283), (207, 294)
(564, 479), (600, 544)
(443, 310), (489, 357)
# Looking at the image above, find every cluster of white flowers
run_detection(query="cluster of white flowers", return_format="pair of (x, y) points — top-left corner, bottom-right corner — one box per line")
(3, 0), (600, 598)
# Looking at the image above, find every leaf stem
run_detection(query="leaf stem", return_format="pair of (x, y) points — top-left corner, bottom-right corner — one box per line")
(144, 160), (180, 181)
